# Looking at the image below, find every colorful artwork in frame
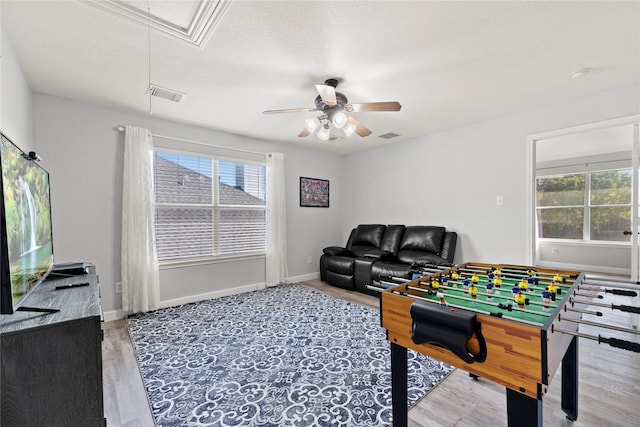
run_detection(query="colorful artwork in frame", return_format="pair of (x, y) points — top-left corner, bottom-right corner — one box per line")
(300, 177), (329, 207)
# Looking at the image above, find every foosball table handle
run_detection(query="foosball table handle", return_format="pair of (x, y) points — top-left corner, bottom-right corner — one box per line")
(598, 336), (640, 353)
(613, 304), (640, 314)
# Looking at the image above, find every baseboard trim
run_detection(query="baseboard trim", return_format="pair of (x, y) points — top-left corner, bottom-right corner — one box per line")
(287, 272), (320, 283)
(103, 272), (321, 321)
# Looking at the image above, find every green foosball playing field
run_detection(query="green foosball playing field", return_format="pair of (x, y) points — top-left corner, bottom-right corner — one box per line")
(406, 265), (577, 326)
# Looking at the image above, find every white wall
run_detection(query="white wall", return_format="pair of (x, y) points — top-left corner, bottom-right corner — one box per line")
(0, 27), (33, 149)
(32, 94), (344, 318)
(342, 84), (640, 268)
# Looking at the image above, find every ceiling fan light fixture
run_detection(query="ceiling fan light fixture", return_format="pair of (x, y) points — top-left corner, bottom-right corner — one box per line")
(343, 122), (356, 137)
(317, 123), (331, 140)
(305, 117), (320, 132)
(332, 111), (348, 128)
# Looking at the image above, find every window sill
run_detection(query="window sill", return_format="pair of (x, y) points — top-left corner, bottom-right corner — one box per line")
(159, 252), (265, 270)
(538, 239), (629, 248)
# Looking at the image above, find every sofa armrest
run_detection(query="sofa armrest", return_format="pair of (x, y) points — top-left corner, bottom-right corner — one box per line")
(440, 231), (458, 264)
(323, 246), (351, 257)
(362, 249), (395, 261)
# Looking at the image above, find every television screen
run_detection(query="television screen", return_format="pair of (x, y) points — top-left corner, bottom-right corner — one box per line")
(0, 133), (54, 314)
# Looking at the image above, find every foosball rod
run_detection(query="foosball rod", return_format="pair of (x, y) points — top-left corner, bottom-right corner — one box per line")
(565, 306), (603, 317)
(365, 285), (385, 293)
(574, 291), (604, 299)
(458, 267), (573, 286)
(406, 285), (549, 318)
(582, 279), (640, 291)
(571, 297), (640, 314)
(415, 264), (451, 273)
(387, 289), (542, 327)
(553, 327), (640, 353)
(452, 264), (571, 279)
(451, 266), (574, 286)
(577, 284), (638, 297)
(493, 266), (579, 280)
(558, 314), (640, 335)
(420, 280), (559, 310)
(420, 266), (455, 274)
(585, 274), (640, 287)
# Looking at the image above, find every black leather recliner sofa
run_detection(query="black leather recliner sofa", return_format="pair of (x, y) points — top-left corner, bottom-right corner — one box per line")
(320, 224), (457, 295)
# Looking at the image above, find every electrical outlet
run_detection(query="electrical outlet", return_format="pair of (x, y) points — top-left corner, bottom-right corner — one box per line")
(307, 256), (313, 264)
(551, 247), (558, 255)
(115, 281), (122, 293)
(496, 195), (504, 206)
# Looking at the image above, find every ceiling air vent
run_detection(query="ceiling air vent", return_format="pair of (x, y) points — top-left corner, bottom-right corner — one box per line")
(148, 84), (186, 103)
(378, 132), (400, 140)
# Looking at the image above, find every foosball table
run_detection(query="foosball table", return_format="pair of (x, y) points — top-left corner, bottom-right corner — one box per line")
(375, 262), (640, 427)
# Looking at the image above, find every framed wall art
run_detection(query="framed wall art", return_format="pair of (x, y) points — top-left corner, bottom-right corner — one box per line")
(300, 177), (329, 207)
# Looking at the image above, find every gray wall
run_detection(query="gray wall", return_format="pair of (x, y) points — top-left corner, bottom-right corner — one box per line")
(32, 94), (344, 318)
(342, 84), (640, 268)
(1, 28), (33, 149)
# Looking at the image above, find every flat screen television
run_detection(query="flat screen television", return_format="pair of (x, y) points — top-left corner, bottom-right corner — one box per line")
(0, 133), (54, 314)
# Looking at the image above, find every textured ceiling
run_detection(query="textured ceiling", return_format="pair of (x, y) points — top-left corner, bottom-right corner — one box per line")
(2, 0), (639, 155)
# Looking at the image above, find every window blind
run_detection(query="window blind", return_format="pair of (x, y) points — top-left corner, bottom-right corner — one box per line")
(153, 151), (266, 261)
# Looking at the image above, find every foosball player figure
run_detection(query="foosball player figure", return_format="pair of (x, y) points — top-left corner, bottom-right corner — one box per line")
(553, 273), (566, 284)
(463, 278), (470, 294)
(541, 287), (552, 310)
(431, 279), (440, 290)
(485, 281), (494, 300)
(527, 269), (537, 277)
(494, 267), (502, 276)
(527, 277), (536, 293)
(442, 276), (449, 288)
(548, 281), (559, 301)
(514, 291), (527, 309)
(494, 275), (502, 288)
(471, 273), (480, 284)
(511, 285), (520, 297)
(437, 291), (446, 305)
(469, 284), (478, 300)
(519, 278), (528, 293)
(451, 269), (460, 280)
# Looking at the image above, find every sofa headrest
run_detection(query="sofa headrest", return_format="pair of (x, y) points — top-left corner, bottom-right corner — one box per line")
(351, 224), (386, 248)
(399, 226), (446, 255)
(380, 225), (405, 254)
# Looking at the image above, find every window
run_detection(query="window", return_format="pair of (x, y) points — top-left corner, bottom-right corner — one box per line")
(536, 169), (631, 242)
(589, 170), (631, 241)
(153, 151), (266, 262)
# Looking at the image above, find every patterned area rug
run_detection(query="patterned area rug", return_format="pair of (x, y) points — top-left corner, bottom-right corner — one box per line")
(127, 284), (453, 427)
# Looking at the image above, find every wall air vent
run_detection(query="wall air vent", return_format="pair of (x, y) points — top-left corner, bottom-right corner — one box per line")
(378, 132), (400, 140)
(148, 84), (186, 103)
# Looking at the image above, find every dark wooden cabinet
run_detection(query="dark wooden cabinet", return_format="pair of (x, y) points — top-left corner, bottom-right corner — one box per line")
(0, 267), (104, 427)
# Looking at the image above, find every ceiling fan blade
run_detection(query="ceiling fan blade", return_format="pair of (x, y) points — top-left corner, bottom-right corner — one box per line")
(347, 116), (372, 137)
(263, 107), (319, 114)
(346, 102), (402, 112)
(315, 84), (337, 105)
(298, 128), (311, 137)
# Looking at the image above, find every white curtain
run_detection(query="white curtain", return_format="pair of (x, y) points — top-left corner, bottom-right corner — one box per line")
(265, 152), (288, 286)
(121, 125), (161, 314)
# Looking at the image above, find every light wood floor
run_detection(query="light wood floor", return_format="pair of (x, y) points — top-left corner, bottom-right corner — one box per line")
(102, 279), (640, 427)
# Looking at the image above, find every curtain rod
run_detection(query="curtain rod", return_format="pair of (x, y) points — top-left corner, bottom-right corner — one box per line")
(115, 126), (268, 157)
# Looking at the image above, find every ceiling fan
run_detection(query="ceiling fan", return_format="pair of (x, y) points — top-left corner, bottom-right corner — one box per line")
(262, 78), (401, 140)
